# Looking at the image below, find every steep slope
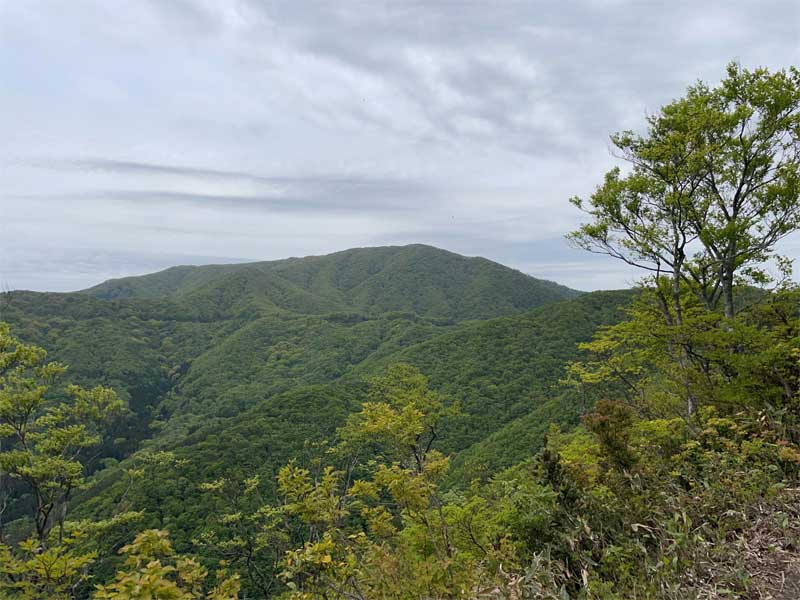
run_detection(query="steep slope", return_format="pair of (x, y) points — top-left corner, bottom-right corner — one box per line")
(354, 289), (635, 461)
(0, 291), (243, 457)
(149, 312), (449, 445)
(83, 245), (580, 321)
(174, 289), (634, 479)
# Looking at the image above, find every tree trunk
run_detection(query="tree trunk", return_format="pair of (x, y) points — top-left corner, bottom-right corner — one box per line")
(721, 271), (735, 319)
(721, 245), (736, 319)
(671, 266), (697, 415)
(672, 271), (684, 327)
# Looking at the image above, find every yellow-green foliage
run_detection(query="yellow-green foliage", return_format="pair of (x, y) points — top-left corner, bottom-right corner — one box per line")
(274, 365), (478, 600)
(0, 325), (130, 598)
(94, 529), (240, 600)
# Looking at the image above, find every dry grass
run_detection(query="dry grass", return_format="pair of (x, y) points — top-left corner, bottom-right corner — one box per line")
(471, 488), (800, 600)
(739, 489), (800, 600)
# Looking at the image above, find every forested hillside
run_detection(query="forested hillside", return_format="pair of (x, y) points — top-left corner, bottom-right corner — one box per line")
(0, 245), (583, 467)
(71, 290), (632, 552)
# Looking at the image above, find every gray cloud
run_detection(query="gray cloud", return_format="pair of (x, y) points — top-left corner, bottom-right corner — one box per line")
(1, 1), (798, 292)
(19, 158), (440, 213)
(11, 188), (429, 214)
(26, 158), (432, 190)
(98, 189), (423, 212)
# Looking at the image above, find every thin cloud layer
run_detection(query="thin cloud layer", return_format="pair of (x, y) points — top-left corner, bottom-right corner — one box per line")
(1, 1), (798, 291)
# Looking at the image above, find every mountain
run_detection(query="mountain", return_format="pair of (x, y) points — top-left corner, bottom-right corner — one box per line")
(0, 245), (631, 559)
(82, 244), (581, 321)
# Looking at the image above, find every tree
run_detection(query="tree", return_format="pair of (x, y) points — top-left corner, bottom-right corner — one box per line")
(0, 323), (125, 547)
(569, 62), (800, 320)
(197, 475), (288, 599)
(0, 322), (129, 598)
(693, 64), (800, 318)
(568, 63), (800, 416)
(277, 364), (473, 600)
(93, 529), (240, 600)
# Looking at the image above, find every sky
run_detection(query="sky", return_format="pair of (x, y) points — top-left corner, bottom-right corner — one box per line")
(1, 1), (799, 292)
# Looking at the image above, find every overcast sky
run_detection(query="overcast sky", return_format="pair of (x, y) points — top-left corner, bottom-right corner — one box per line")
(1, 1), (799, 292)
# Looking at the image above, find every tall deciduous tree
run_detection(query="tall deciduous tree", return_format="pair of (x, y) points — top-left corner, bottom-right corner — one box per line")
(569, 62), (800, 320)
(568, 63), (800, 416)
(0, 323), (125, 547)
(0, 322), (127, 598)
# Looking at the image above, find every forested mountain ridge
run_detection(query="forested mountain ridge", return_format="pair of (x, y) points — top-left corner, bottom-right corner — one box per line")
(80, 244), (580, 321)
(0, 245), (587, 459)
